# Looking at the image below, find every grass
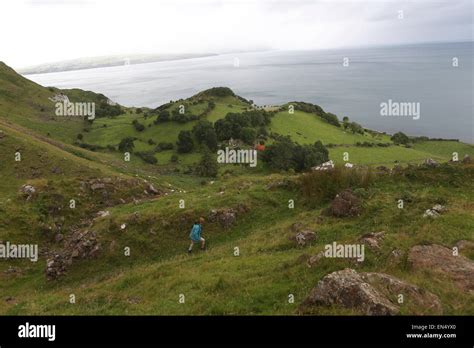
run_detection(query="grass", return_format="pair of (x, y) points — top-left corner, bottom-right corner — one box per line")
(0, 61), (473, 316)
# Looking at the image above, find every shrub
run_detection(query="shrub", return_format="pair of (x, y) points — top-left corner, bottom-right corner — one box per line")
(156, 142), (174, 151)
(299, 166), (374, 203)
(176, 131), (194, 153)
(132, 119), (145, 132)
(135, 151), (157, 164)
(118, 137), (135, 153)
(196, 148), (218, 177)
(391, 131), (410, 145)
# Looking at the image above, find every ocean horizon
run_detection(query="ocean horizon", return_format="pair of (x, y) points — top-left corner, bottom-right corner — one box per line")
(26, 41), (473, 143)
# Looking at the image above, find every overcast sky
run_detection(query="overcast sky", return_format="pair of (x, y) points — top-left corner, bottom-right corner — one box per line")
(2, 0), (472, 68)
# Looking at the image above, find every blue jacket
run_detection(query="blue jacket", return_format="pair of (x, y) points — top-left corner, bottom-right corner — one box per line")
(189, 224), (202, 241)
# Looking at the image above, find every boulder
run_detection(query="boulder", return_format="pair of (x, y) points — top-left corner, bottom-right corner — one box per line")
(462, 154), (471, 164)
(147, 183), (160, 195)
(359, 231), (385, 251)
(423, 204), (447, 218)
(290, 230), (317, 247)
(19, 184), (36, 201)
(327, 189), (361, 217)
(303, 268), (442, 315)
(423, 158), (438, 167)
(408, 244), (474, 293)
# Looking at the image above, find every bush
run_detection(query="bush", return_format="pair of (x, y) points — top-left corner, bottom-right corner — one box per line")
(176, 131), (194, 153)
(240, 127), (257, 145)
(193, 120), (218, 150)
(155, 110), (170, 123)
(299, 166), (374, 203)
(135, 151), (157, 164)
(391, 131), (410, 145)
(77, 133), (83, 140)
(196, 148), (218, 177)
(261, 139), (329, 172)
(132, 119), (145, 132)
(118, 137), (135, 153)
(155, 142), (174, 151)
(170, 154), (179, 163)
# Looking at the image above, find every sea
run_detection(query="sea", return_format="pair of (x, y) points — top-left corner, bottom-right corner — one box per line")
(25, 42), (473, 143)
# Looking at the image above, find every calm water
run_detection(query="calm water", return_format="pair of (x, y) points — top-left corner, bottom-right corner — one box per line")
(26, 42), (473, 142)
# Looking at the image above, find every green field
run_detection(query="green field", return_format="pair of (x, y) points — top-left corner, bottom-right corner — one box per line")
(0, 61), (473, 316)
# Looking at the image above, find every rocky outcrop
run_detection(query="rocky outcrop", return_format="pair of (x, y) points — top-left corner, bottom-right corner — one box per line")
(423, 204), (447, 218)
(408, 244), (474, 293)
(327, 189), (361, 217)
(462, 154), (471, 164)
(289, 230), (317, 247)
(19, 184), (36, 201)
(359, 231), (385, 251)
(208, 204), (248, 228)
(46, 230), (101, 280)
(303, 268), (442, 315)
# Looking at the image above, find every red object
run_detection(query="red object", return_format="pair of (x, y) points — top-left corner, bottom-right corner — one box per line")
(255, 144), (265, 151)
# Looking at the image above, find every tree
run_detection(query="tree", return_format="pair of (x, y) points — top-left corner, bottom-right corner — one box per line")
(132, 119), (145, 132)
(156, 110), (170, 123)
(240, 127), (257, 145)
(196, 148), (218, 177)
(214, 119), (234, 141)
(176, 131), (194, 153)
(262, 139), (328, 172)
(391, 131), (410, 145)
(192, 120), (218, 150)
(118, 137), (135, 153)
(348, 122), (364, 134)
(342, 116), (349, 130)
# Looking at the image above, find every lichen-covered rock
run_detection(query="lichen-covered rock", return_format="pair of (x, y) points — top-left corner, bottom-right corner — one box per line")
(303, 268), (442, 315)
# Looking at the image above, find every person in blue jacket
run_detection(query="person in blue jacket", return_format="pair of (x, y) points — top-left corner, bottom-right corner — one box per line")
(188, 217), (206, 253)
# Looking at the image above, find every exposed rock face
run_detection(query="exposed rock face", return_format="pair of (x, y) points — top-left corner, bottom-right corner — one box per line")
(423, 204), (447, 218)
(408, 244), (474, 293)
(327, 189), (361, 217)
(303, 268), (442, 315)
(146, 183), (160, 195)
(19, 184), (36, 201)
(46, 230), (101, 280)
(359, 231), (385, 251)
(290, 230), (317, 247)
(207, 204), (248, 229)
(208, 208), (237, 228)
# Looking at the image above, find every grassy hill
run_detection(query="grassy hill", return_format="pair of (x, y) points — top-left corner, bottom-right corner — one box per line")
(0, 62), (472, 315)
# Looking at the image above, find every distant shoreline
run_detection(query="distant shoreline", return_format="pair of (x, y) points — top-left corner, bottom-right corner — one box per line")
(20, 53), (219, 75)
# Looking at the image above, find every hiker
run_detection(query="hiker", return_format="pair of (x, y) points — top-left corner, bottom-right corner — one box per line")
(188, 217), (206, 253)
